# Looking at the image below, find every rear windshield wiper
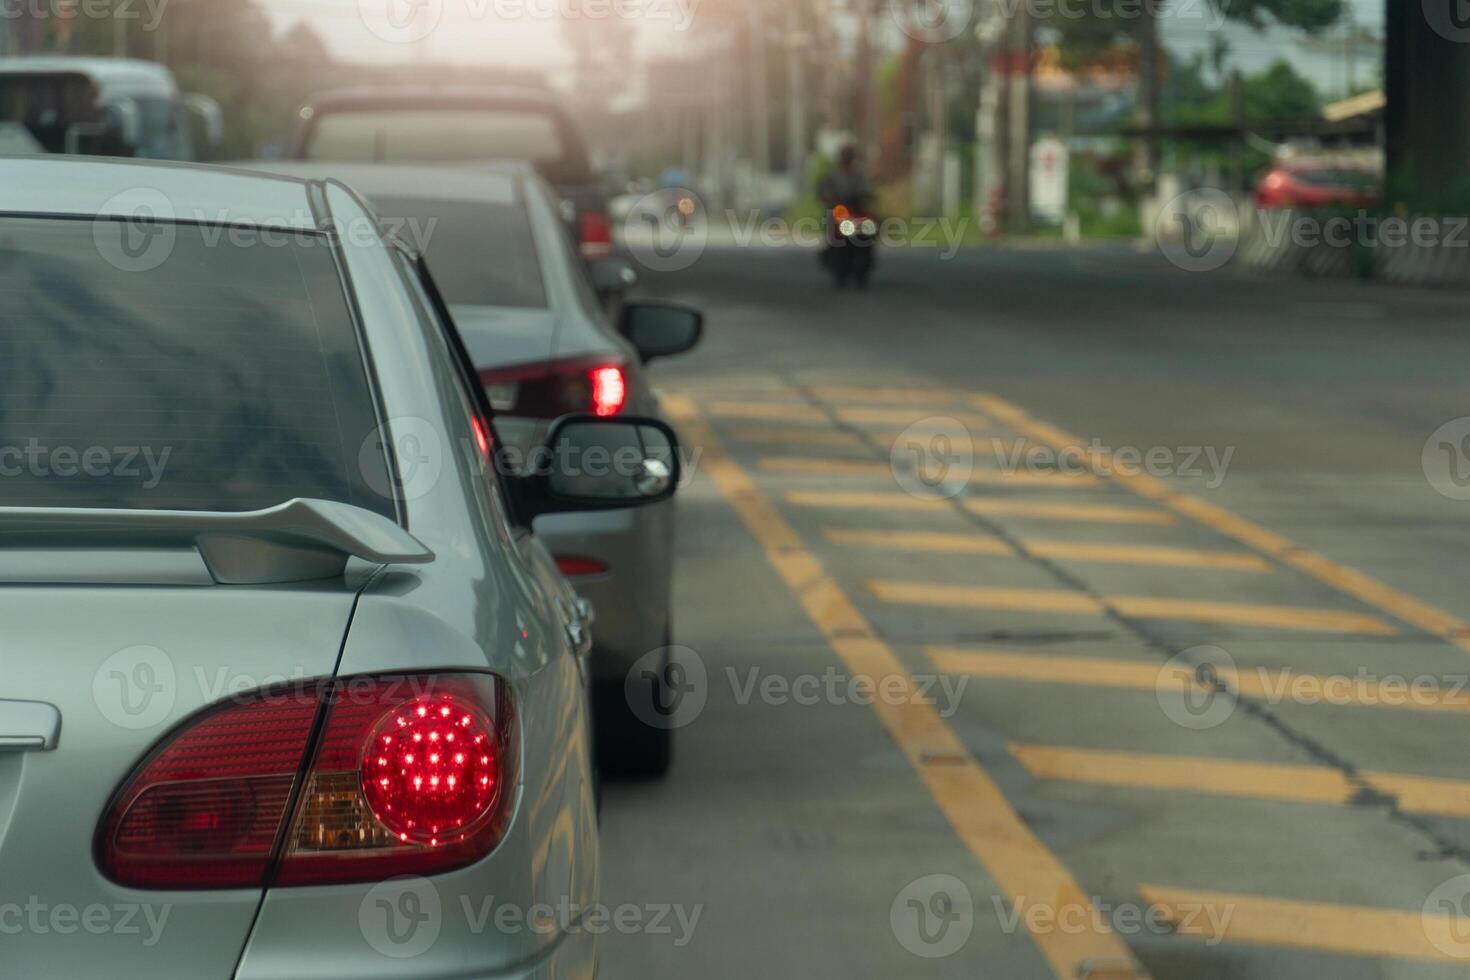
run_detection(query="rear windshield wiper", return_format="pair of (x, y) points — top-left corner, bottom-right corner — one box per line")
(0, 498), (433, 585)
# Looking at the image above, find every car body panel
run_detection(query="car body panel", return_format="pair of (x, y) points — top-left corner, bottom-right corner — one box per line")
(0, 583), (358, 979)
(234, 182), (596, 978)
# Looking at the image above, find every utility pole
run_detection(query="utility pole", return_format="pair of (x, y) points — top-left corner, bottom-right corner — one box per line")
(785, 4), (810, 194)
(1132, 6), (1159, 197)
(1003, 0), (1032, 233)
(747, 0), (771, 199)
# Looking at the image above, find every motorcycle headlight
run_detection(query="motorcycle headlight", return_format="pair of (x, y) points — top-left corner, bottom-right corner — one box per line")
(839, 219), (857, 237)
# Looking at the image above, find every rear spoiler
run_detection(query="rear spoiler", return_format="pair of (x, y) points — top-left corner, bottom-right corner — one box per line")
(0, 498), (433, 585)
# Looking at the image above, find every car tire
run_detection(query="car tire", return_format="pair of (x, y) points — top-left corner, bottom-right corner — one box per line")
(594, 648), (674, 781)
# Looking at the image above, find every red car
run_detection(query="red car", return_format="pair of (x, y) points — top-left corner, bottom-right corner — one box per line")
(1254, 161), (1380, 209)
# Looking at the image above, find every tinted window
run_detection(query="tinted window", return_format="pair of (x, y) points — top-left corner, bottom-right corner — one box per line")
(0, 217), (394, 517)
(372, 195), (547, 309)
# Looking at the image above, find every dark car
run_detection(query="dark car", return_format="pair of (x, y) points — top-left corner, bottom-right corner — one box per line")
(287, 84), (616, 260)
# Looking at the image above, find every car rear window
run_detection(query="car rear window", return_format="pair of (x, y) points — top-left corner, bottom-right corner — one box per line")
(0, 216), (395, 517)
(372, 195), (547, 309)
(305, 108), (566, 166)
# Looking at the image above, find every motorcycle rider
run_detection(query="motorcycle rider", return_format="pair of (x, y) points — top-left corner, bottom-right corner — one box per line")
(819, 145), (872, 211)
(818, 145), (877, 287)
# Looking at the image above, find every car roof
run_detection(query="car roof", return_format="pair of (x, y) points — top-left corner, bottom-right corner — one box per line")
(231, 162), (525, 207)
(302, 84), (565, 112)
(0, 57), (178, 98)
(0, 157), (320, 228)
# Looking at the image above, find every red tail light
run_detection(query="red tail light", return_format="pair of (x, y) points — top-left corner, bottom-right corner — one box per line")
(480, 355), (628, 419)
(98, 674), (515, 890)
(555, 555), (608, 577)
(578, 211), (614, 258)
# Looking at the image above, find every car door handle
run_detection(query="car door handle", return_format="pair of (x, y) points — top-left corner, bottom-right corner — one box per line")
(0, 699), (61, 751)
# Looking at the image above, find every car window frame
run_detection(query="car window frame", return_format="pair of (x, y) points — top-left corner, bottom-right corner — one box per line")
(390, 243), (533, 531)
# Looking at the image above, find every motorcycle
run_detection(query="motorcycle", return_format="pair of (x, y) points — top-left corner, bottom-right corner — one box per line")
(822, 203), (878, 288)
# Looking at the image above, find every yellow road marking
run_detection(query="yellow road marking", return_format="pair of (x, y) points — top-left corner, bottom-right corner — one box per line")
(760, 457), (1102, 487)
(728, 427), (865, 448)
(927, 648), (1470, 715)
(1108, 596), (1395, 635)
(1024, 541), (1273, 573)
(836, 406), (991, 429)
(873, 581), (1395, 635)
(964, 500), (1176, 525)
(824, 528), (1266, 572)
(1015, 744), (1470, 819)
(808, 384), (965, 405)
(762, 458), (897, 477)
(786, 490), (1171, 524)
(871, 581), (1107, 615)
(824, 528), (1017, 556)
(706, 401), (828, 423)
(787, 489), (950, 512)
(974, 393), (1470, 650)
(1139, 885), (1467, 962)
(662, 394), (1140, 979)
(1012, 744), (1356, 806)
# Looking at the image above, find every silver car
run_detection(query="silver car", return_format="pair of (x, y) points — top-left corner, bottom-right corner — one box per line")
(236, 162), (703, 778)
(0, 156), (682, 977)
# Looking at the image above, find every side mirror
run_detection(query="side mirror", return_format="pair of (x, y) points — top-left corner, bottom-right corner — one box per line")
(589, 257), (639, 297)
(512, 415), (681, 519)
(618, 302), (703, 363)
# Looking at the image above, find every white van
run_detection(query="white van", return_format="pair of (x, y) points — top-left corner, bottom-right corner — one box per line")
(0, 56), (221, 159)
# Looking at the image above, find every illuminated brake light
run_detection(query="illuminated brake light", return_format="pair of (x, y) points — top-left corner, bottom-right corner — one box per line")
(590, 365), (627, 417)
(578, 211), (614, 259)
(98, 674), (515, 890)
(479, 356), (628, 419)
(471, 415), (492, 458)
(555, 555), (608, 577)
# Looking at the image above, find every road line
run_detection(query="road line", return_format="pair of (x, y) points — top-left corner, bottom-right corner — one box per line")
(873, 581), (1395, 635)
(964, 500), (1176, 525)
(761, 457), (1102, 487)
(927, 648), (1470, 715)
(973, 393), (1470, 651)
(706, 401), (831, 423)
(786, 489), (951, 513)
(1024, 541), (1273, 573)
(871, 582), (1108, 615)
(662, 394), (1141, 979)
(808, 385), (966, 405)
(824, 528), (1017, 556)
(1011, 744), (1356, 806)
(1138, 885), (1467, 962)
(1015, 744), (1470, 819)
(836, 406), (991, 429)
(1108, 596), (1395, 635)
(728, 427), (866, 448)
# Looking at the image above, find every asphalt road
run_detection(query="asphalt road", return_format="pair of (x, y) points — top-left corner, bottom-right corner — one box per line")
(596, 236), (1470, 979)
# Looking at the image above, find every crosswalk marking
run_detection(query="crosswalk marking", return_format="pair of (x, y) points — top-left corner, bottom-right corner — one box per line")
(1015, 744), (1470, 819)
(786, 490), (1172, 524)
(663, 393), (1143, 978)
(871, 581), (1396, 635)
(1024, 541), (1272, 572)
(707, 401), (829, 423)
(1138, 885), (1469, 962)
(927, 648), (1470, 714)
(808, 385), (965, 405)
(837, 406), (991, 429)
(728, 426), (866, 448)
(963, 500), (1175, 524)
(823, 528), (1017, 556)
(761, 457), (1102, 487)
